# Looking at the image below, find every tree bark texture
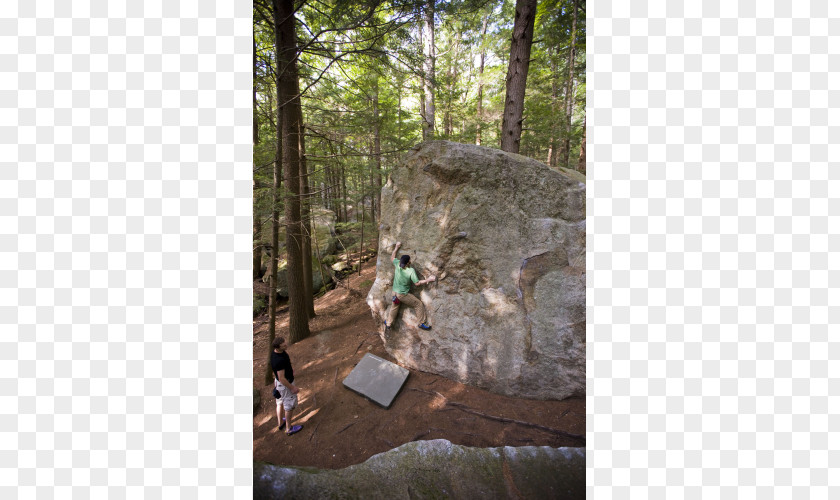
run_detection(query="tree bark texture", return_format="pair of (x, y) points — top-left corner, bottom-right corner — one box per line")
(500, 0), (537, 153)
(253, 182), (263, 280)
(266, 1), (286, 384)
(275, 0), (309, 345)
(290, 77), (314, 318)
(253, 34), (263, 280)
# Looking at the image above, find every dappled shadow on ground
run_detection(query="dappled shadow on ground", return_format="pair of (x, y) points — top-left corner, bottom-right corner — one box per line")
(253, 259), (585, 470)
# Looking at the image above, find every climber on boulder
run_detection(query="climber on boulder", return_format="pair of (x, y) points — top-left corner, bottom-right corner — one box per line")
(384, 241), (435, 330)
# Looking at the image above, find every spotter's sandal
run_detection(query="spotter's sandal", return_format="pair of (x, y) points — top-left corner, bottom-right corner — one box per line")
(286, 424), (303, 436)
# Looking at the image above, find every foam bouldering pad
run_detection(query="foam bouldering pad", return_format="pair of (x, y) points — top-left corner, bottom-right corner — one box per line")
(342, 353), (409, 408)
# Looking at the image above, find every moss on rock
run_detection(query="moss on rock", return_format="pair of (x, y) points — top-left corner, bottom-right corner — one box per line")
(253, 439), (584, 499)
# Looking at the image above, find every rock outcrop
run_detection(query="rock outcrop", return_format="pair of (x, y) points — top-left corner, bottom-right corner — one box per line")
(254, 439), (585, 499)
(366, 141), (585, 400)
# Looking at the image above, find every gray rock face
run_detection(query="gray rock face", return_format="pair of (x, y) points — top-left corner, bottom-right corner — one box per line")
(365, 141), (585, 400)
(253, 439), (585, 499)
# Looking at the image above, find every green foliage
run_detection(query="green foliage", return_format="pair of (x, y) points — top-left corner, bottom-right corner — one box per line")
(335, 221), (363, 234)
(253, 292), (267, 316)
(254, 0), (586, 252)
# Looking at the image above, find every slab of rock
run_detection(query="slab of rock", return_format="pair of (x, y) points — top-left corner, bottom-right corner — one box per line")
(253, 439), (585, 499)
(365, 141), (585, 400)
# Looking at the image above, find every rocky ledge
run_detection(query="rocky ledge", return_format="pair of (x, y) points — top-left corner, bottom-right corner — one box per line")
(254, 438), (585, 499)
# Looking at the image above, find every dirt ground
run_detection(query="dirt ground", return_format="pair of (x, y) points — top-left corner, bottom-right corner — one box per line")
(253, 258), (586, 470)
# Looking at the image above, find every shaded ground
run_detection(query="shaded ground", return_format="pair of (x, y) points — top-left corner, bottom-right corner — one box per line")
(253, 258), (585, 470)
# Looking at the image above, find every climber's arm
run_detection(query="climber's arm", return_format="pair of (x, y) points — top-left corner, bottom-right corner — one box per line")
(390, 241), (401, 261)
(416, 275), (436, 286)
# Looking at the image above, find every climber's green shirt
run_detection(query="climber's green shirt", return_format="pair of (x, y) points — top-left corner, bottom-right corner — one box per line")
(392, 258), (419, 294)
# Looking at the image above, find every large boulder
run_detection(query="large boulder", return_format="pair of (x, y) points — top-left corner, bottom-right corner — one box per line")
(254, 439), (585, 499)
(366, 141), (585, 400)
(310, 206), (338, 257)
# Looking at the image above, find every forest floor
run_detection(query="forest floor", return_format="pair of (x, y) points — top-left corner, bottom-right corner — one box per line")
(252, 258), (586, 470)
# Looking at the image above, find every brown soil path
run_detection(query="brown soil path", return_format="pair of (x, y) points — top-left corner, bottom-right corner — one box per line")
(253, 259), (585, 470)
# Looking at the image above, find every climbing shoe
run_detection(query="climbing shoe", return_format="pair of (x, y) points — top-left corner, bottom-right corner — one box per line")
(418, 323), (431, 330)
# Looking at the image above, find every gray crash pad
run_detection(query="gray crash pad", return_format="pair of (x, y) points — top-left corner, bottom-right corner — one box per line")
(343, 353), (409, 408)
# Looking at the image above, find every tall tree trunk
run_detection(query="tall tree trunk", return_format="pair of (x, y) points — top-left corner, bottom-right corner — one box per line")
(422, 1), (436, 140)
(253, 35), (263, 280)
(265, 81), (282, 385)
(418, 22), (425, 140)
(369, 150), (376, 224)
(445, 31), (460, 139)
(266, 80), (275, 130)
(476, 13), (488, 146)
(373, 79), (382, 221)
(326, 142), (338, 219)
(326, 140), (340, 222)
(262, 53), (280, 382)
(264, 5), (285, 385)
(444, 41), (454, 138)
(289, 57), (313, 317)
(265, 152), (281, 386)
(275, 0), (309, 345)
(547, 49), (559, 168)
(561, 0), (579, 168)
(253, 36), (260, 146)
(397, 71), (403, 163)
(324, 168), (330, 211)
(359, 194), (365, 276)
(253, 180), (263, 280)
(359, 170), (365, 223)
(500, 0), (537, 153)
(298, 120), (315, 318)
(341, 162), (348, 224)
(577, 115), (586, 174)
(420, 90), (426, 139)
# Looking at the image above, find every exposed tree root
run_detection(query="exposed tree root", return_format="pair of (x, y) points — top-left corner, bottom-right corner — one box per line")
(446, 402), (585, 442)
(408, 387), (584, 441)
